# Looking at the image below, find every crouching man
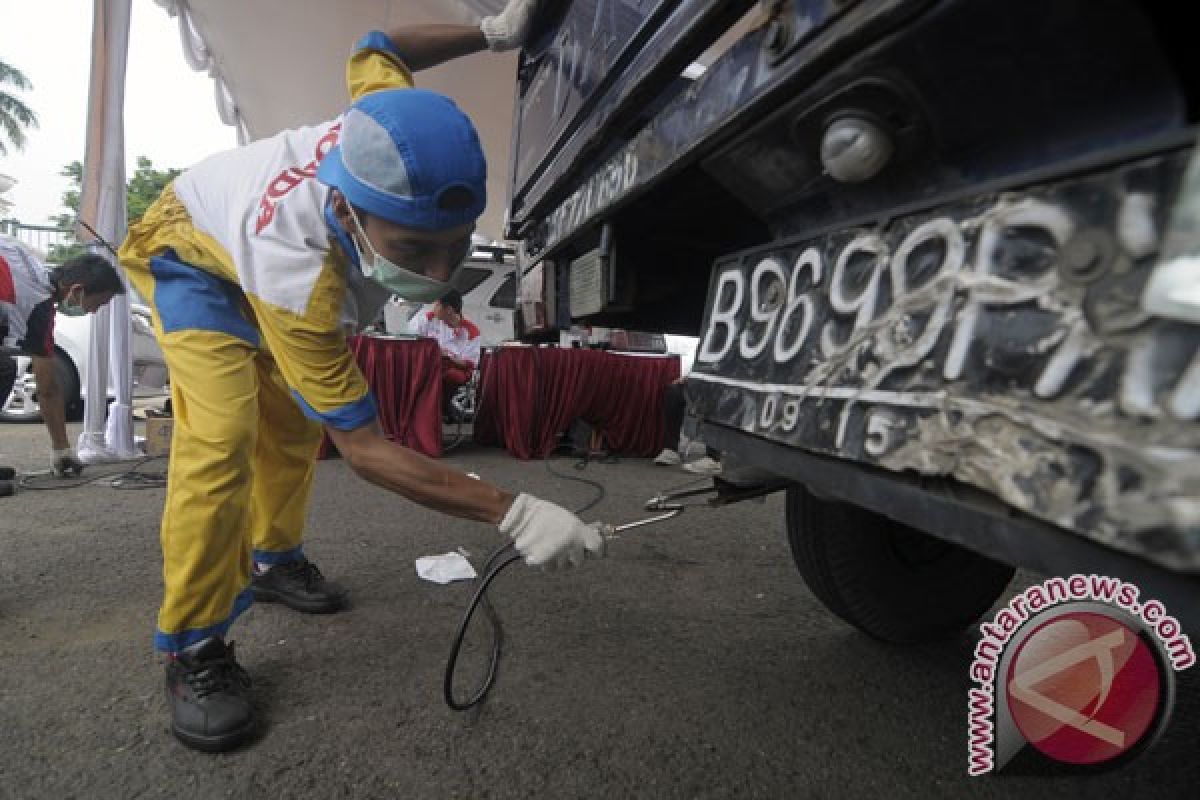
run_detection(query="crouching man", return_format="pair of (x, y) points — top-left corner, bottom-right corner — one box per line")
(1, 238), (124, 476)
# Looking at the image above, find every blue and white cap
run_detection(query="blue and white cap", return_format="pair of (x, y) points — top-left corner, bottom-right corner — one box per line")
(317, 88), (487, 231)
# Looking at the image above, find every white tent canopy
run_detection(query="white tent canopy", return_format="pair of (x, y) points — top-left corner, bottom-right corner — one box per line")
(80, 0), (517, 457)
(155, 0), (517, 240)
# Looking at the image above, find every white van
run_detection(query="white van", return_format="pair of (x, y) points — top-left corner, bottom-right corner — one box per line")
(2, 302), (168, 423)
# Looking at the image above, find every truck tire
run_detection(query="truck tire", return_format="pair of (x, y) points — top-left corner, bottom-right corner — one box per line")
(786, 486), (1015, 644)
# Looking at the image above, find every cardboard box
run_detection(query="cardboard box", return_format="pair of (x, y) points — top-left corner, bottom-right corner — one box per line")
(144, 417), (174, 457)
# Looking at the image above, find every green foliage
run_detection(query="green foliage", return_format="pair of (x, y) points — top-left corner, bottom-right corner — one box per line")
(48, 157), (182, 262)
(0, 59), (39, 156)
(49, 161), (83, 229)
(127, 156), (183, 221)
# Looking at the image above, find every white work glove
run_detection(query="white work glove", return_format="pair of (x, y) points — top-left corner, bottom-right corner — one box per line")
(498, 493), (606, 569)
(480, 0), (540, 51)
(51, 447), (84, 478)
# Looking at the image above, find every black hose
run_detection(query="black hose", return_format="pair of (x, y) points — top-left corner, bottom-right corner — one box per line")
(442, 455), (607, 711)
(442, 543), (521, 711)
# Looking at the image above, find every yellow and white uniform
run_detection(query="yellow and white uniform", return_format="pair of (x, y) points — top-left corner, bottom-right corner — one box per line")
(119, 33), (412, 652)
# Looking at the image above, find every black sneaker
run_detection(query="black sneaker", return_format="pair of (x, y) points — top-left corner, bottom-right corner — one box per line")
(165, 637), (255, 752)
(251, 560), (347, 613)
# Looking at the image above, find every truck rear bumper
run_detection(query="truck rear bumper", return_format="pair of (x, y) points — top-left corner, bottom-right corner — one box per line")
(702, 421), (1200, 630)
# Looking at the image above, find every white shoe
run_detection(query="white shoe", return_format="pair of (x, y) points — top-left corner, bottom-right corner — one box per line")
(654, 448), (682, 466)
(683, 456), (722, 476)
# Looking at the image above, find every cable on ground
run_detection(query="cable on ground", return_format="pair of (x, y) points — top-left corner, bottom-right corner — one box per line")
(14, 456), (167, 491)
(443, 452), (608, 711)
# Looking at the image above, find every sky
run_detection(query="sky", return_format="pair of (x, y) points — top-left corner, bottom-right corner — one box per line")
(0, 0), (238, 225)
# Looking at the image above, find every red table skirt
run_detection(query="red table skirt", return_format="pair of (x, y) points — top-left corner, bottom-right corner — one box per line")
(319, 335), (443, 459)
(474, 347), (681, 459)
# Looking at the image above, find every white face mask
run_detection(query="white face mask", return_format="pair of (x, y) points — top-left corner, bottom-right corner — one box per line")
(346, 207), (457, 303)
(58, 287), (86, 317)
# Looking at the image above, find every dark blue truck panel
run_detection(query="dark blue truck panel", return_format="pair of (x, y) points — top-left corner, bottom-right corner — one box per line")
(506, 0), (1200, 617)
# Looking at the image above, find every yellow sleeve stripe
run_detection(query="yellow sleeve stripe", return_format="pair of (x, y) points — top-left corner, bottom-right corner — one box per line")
(347, 31), (415, 100)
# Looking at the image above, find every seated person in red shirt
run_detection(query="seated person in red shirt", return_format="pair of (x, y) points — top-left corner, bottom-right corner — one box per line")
(412, 289), (481, 399)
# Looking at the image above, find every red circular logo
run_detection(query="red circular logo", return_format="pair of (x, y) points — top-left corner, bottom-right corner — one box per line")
(1005, 610), (1164, 766)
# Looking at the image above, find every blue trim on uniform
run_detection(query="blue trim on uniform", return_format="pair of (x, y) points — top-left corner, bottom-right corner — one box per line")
(355, 30), (408, 64)
(153, 586), (255, 653)
(252, 545), (306, 566)
(324, 200), (363, 273)
(150, 250), (260, 345)
(290, 389), (377, 431)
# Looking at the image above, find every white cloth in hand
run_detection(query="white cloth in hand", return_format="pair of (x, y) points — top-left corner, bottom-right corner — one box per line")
(480, 0), (540, 51)
(498, 493), (606, 569)
(51, 447), (84, 478)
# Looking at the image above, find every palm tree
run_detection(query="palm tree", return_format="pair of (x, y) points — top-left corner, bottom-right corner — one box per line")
(0, 59), (39, 156)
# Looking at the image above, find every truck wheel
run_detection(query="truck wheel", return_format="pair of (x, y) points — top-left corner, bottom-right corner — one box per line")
(786, 486), (1015, 644)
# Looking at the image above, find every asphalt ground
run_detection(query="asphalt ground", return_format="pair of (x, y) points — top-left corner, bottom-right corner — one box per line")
(1, 420), (1198, 799)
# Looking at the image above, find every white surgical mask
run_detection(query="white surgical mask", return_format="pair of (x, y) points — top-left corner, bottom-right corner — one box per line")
(346, 207), (457, 303)
(58, 287), (86, 317)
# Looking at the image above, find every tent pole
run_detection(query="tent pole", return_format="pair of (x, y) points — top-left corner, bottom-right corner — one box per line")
(77, 0), (136, 462)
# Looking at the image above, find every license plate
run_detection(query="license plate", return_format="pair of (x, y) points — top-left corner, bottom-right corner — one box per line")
(689, 149), (1200, 568)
